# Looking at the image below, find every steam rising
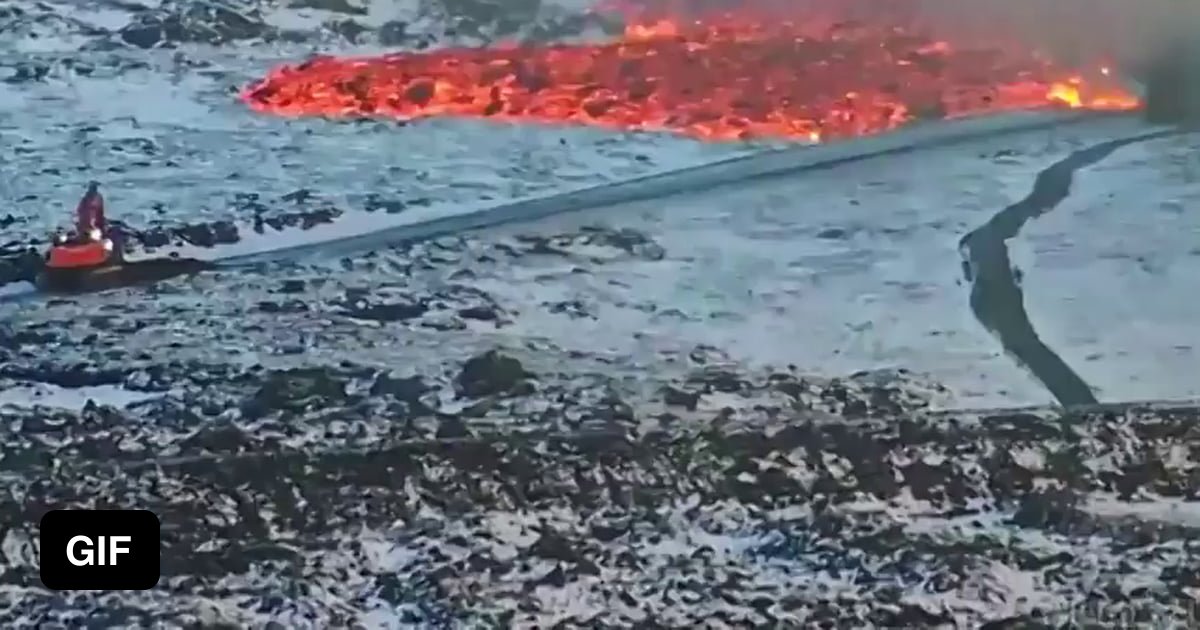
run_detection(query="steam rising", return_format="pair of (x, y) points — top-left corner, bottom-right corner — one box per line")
(913, 0), (1196, 78)
(609, 0), (1197, 80)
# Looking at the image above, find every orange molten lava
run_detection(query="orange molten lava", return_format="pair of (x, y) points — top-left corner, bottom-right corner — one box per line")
(241, 4), (1139, 142)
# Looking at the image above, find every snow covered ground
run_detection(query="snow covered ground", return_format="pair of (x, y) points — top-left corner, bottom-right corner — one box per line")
(1016, 131), (1200, 402)
(0, 59), (750, 240)
(6, 108), (1192, 410)
(447, 114), (1187, 408)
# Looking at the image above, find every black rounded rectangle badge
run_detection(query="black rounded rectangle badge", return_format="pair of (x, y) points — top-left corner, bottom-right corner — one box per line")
(39, 509), (161, 591)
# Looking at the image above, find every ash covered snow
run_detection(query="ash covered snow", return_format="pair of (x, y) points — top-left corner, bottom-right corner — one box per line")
(1, 0), (1200, 628)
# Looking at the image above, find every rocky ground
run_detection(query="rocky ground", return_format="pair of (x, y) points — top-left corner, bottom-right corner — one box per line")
(1, 224), (1199, 627)
(0, 0), (620, 55)
(2, 1), (1200, 628)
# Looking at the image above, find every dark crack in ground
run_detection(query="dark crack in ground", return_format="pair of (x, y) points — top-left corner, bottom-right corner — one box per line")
(960, 129), (1182, 407)
(2, 1), (1200, 627)
(2, 222), (1200, 627)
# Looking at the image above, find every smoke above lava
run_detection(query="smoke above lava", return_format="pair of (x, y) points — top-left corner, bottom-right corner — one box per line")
(241, 0), (1142, 142)
(913, 0), (1195, 74)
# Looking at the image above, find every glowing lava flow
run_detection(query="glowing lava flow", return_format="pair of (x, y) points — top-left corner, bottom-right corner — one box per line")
(241, 7), (1139, 142)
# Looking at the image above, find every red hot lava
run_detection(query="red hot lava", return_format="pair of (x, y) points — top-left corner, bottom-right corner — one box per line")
(240, 1), (1139, 142)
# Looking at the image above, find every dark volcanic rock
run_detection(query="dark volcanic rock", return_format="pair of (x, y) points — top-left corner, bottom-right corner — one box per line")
(455, 349), (531, 397)
(120, 2), (270, 49)
(363, 193), (421, 214)
(370, 372), (433, 413)
(242, 367), (349, 418)
(257, 299), (309, 314)
(0, 346), (1198, 627)
(341, 300), (428, 321)
(278, 279), (307, 294)
(377, 20), (411, 46)
(0, 363), (127, 388)
(577, 225), (666, 261)
(3, 62), (50, 84)
(328, 18), (369, 44)
(0, 247), (41, 286)
(1012, 487), (1087, 533)
(330, 284), (501, 326)
(126, 204), (341, 255)
(132, 220), (241, 250)
(178, 220), (239, 247)
(287, 0), (367, 15)
(662, 385), (701, 410)
(457, 305), (498, 321)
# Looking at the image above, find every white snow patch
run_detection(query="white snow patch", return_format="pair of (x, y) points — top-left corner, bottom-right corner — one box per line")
(94, 105), (753, 263)
(1084, 494), (1200, 527)
(0, 382), (161, 410)
(904, 559), (1058, 622)
(484, 511), (540, 561)
(0, 282), (35, 298)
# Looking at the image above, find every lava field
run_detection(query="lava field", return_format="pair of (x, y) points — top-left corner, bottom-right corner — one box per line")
(1, 0), (1199, 628)
(242, 0), (1138, 141)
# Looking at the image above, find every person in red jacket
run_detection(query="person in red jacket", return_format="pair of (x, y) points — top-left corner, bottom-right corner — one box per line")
(75, 181), (106, 242)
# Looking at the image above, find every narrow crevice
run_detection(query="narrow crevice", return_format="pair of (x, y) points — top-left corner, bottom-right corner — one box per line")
(960, 130), (1177, 407)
